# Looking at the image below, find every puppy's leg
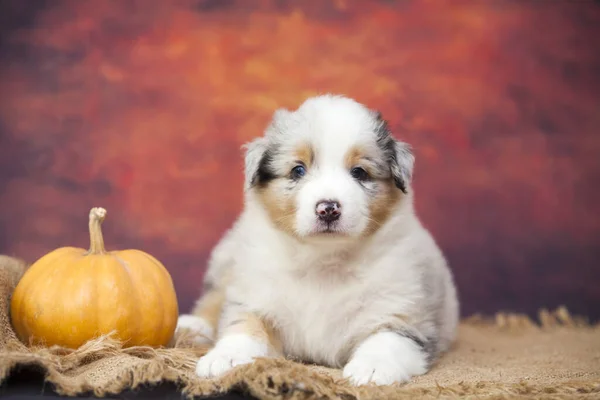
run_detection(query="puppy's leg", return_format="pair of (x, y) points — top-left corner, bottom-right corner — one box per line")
(343, 330), (431, 386)
(195, 304), (282, 378)
(176, 284), (224, 345)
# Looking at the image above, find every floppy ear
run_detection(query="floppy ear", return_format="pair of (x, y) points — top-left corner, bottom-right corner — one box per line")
(390, 139), (415, 194)
(242, 137), (269, 191)
(242, 108), (292, 190)
(373, 111), (415, 194)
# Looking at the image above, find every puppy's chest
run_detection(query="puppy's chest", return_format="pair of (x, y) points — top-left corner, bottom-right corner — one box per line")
(248, 271), (371, 365)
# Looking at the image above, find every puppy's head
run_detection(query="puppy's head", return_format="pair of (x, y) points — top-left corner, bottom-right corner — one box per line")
(244, 95), (414, 240)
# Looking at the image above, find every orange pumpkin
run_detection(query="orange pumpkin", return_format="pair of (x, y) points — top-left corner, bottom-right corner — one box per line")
(10, 207), (179, 349)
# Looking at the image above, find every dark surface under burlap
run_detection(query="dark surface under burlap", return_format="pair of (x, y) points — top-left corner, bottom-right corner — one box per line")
(1, 255), (599, 399)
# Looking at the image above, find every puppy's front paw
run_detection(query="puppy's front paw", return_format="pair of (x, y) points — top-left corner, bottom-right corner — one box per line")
(343, 332), (428, 386)
(176, 314), (214, 344)
(343, 355), (411, 386)
(195, 334), (271, 378)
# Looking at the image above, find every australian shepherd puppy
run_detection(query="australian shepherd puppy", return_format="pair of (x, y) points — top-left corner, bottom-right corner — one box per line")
(177, 94), (459, 386)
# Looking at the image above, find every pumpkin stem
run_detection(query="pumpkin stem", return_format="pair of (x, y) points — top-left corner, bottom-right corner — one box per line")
(88, 207), (107, 254)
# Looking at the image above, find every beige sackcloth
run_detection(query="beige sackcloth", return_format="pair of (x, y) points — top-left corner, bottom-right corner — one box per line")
(1, 255), (598, 399)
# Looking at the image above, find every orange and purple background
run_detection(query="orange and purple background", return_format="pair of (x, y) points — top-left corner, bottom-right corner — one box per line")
(1, 1), (599, 320)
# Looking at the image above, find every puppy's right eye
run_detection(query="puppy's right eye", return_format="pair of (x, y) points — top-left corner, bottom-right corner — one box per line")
(291, 165), (306, 180)
(350, 166), (370, 181)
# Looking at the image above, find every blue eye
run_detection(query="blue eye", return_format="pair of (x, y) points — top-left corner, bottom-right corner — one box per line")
(291, 165), (306, 180)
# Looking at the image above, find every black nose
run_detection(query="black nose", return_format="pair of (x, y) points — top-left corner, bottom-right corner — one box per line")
(315, 200), (341, 223)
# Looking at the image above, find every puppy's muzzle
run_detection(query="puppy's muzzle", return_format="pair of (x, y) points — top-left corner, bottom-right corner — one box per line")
(316, 200), (341, 223)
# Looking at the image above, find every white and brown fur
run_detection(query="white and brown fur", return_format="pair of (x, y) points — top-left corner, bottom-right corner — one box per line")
(177, 94), (459, 386)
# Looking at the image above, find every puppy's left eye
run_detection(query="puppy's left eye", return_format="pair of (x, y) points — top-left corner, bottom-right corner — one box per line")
(350, 166), (370, 181)
(291, 165), (306, 180)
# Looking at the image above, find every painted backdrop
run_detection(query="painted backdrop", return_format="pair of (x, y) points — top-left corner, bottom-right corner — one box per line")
(1, 0), (599, 320)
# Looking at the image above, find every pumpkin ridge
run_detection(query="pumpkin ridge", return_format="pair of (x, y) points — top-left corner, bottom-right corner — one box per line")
(123, 250), (163, 346)
(70, 247), (102, 346)
(111, 254), (141, 345)
(89, 255), (101, 345)
(44, 251), (88, 347)
(112, 253), (132, 274)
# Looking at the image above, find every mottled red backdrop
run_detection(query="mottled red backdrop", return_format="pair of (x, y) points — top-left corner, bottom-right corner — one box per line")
(1, 0), (599, 320)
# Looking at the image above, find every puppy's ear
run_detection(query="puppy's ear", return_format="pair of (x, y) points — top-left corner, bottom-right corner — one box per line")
(243, 108), (292, 190)
(390, 139), (414, 194)
(243, 137), (270, 191)
(374, 111), (415, 194)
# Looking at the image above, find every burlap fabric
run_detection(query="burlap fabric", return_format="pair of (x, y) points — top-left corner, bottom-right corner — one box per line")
(1, 256), (599, 399)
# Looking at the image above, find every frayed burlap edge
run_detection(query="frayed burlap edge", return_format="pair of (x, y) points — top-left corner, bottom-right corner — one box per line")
(1, 255), (599, 400)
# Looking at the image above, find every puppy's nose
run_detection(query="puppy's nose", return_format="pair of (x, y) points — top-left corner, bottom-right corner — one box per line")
(315, 200), (341, 223)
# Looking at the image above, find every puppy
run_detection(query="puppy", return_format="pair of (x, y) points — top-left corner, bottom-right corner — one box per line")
(177, 94), (459, 386)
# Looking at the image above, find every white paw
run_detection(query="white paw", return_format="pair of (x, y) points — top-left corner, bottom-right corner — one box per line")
(343, 332), (428, 386)
(195, 334), (271, 378)
(343, 355), (411, 386)
(176, 315), (214, 344)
